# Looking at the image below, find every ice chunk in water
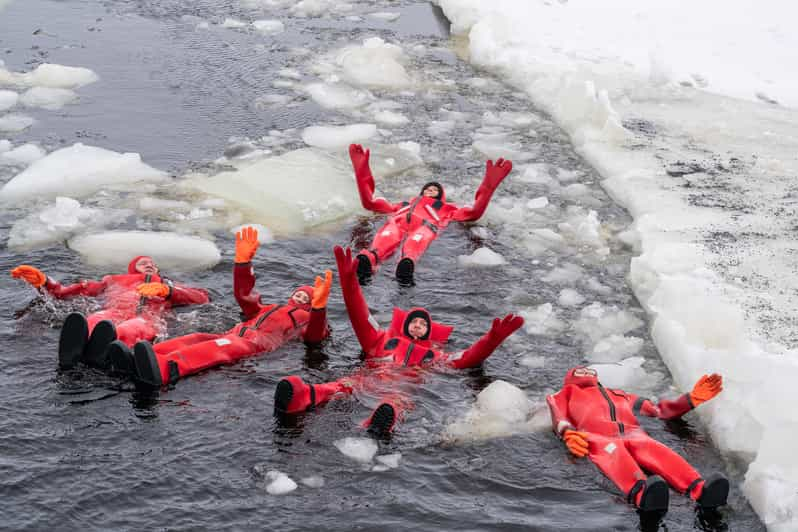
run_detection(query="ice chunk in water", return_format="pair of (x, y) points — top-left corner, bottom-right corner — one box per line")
(574, 302), (644, 345)
(373, 110), (409, 125)
(291, 0), (354, 18)
(541, 263), (583, 284)
(558, 288), (585, 307)
(457, 247), (506, 267)
(589, 335), (644, 363)
(19, 87), (78, 110)
(333, 437), (378, 463)
(526, 196), (548, 209)
(69, 231), (221, 271)
(305, 82), (371, 110)
(337, 38), (411, 89)
(264, 471), (298, 495)
(0, 63), (98, 89)
(253, 20), (285, 34)
(301, 123), (377, 150)
(221, 18), (247, 28)
(0, 90), (18, 111)
(0, 143), (166, 202)
(0, 143), (45, 166)
(590, 357), (661, 393)
(7, 197), (106, 251)
(375, 453), (401, 468)
(368, 12), (401, 22)
(300, 476), (325, 488)
(520, 303), (566, 336)
(0, 113), (34, 132)
(0, 139), (10, 153)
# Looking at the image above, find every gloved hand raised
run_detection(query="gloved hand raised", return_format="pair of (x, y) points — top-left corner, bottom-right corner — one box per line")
(10, 265), (47, 288)
(235, 226), (260, 264)
(312, 269), (333, 309)
(563, 429), (589, 458)
(137, 282), (170, 298)
(487, 313), (525, 344)
(349, 144), (371, 179)
(689, 373), (723, 406)
(482, 158), (513, 191)
(334, 245), (357, 286)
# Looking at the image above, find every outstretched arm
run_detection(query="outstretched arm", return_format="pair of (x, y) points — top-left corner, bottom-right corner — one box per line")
(304, 269), (332, 344)
(334, 246), (382, 353)
(451, 158), (513, 222)
(446, 314), (524, 369)
(11, 265), (105, 299)
(233, 226), (265, 320)
(349, 144), (402, 215)
(631, 374), (723, 420)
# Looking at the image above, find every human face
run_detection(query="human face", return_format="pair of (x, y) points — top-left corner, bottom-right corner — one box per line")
(292, 290), (310, 306)
(573, 367), (597, 378)
(422, 185), (440, 198)
(408, 317), (429, 339)
(135, 257), (159, 275)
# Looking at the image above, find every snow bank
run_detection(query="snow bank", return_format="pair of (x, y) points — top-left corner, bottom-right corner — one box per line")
(0, 143), (166, 202)
(68, 231), (221, 271)
(301, 123), (377, 150)
(436, 0), (798, 527)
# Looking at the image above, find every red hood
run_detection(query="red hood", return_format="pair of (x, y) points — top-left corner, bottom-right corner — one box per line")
(564, 366), (599, 388)
(287, 285), (313, 311)
(388, 307), (453, 343)
(128, 255), (152, 274)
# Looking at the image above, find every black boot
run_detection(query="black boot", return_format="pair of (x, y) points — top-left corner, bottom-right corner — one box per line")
(696, 473), (729, 509)
(133, 341), (163, 387)
(107, 340), (135, 377)
(58, 312), (89, 370)
(274, 379), (295, 414)
(367, 403), (396, 439)
(637, 475), (669, 513)
(355, 253), (373, 285)
(395, 258), (414, 286)
(84, 320), (117, 369)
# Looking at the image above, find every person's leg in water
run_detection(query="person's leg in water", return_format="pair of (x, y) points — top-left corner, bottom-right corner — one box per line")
(109, 332), (219, 377)
(396, 224), (437, 284)
(274, 376), (354, 414)
(362, 394), (413, 439)
(355, 218), (403, 283)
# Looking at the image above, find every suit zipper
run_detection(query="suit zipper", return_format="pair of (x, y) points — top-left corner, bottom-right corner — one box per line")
(598, 384), (625, 434)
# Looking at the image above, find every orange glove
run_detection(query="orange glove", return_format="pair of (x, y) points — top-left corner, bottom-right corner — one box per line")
(689, 373), (723, 406)
(311, 269), (333, 309)
(10, 265), (47, 288)
(137, 282), (170, 298)
(563, 429), (589, 458)
(235, 226), (259, 264)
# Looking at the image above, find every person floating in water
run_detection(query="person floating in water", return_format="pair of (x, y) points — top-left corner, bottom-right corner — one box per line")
(547, 366), (728, 513)
(273, 245), (524, 438)
(10, 256), (209, 370)
(124, 226), (332, 388)
(348, 143), (513, 284)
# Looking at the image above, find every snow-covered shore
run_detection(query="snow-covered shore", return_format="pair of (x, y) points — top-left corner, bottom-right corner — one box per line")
(433, 0), (798, 528)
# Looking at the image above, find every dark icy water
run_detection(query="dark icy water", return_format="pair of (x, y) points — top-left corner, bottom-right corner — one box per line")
(0, 0), (763, 530)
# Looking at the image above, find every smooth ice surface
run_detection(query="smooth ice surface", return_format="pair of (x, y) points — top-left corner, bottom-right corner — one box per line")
(68, 231), (221, 271)
(0, 143), (45, 166)
(301, 124), (377, 150)
(0, 63), (98, 89)
(457, 247), (506, 267)
(333, 437), (378, 464)
(0, 113), (34, 132)
(265, 471), (298, 495)
(0, 143), (166, 202)
(19, 87), (78, 110)
(0, 90), (17, 111)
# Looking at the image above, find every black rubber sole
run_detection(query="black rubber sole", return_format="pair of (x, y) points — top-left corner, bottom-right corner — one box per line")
(107, 340), (135, 376)
(639, 475), (669, 513)
(58, 312), (89, 370)
(395, 258), (414, 286)
(84, 320), (117, 369)
(355, 253), (373, 284)
(368, 403), (396, 439)
(697, 474), (729, 509)
(133, 341), (162, 387)
(274, 379), (294, 414)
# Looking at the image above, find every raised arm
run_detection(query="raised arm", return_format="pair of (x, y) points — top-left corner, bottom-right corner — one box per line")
(447, 314), (524, 369)
(233, 226), (265, 320)
(334, 245), (382, 352)
(630, 374), (723, 420)
(349, 144), (402, 215)
(451, 158), (513, 222)
(304, 269), (332, 344)
(11, 265), (105, 299)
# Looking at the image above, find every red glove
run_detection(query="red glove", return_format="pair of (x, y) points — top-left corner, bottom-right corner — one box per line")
(482, 158), (513, 191)
(11, 265), (47, 288)
(334, 245), (358, 288)
(486, 313), (525, 345)
(349, 143), (374, 191)
(563, 429), (589, 458)
(235, 226), (260, 264)
(689, 373), (723, 406)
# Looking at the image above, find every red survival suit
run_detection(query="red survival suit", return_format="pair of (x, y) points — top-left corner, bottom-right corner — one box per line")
(349, 143), (512, 274)
(140, 262), (328, 385)
(274, 245), (523, 436)
(43, 256), (209, 346)
(547, 367), (711, 507)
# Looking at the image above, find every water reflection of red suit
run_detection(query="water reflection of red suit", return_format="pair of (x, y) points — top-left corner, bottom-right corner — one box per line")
(348, 143), (513, 282)
(129, 228), (330, 387)
(274, 246), (524, 437)
(547, 367), (728, 512)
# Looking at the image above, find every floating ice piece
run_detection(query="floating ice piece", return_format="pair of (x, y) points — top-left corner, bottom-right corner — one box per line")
(589, 334), (644, 363)
(0, 113), (34, 132)
(0, 63), (98, 89)
(375, 453), (401, 469)
(138, 197), (191, 212)
(337, 38), (411, 89)
(574, 302), (644, 345)
(301, 123), (377, 150)
(520, 303), (566, 336)
(300, 476), (325, 488)
(541, 263), (583, 284)
(0, 90), (18, 111)
(0, 139), (10, 153)
(7, 197), (104, 250)
(526, 197), (548, 209)
(457, 247), (506, 267)
(519, 355), (545, 368)
(373, 110), (409, 125)
(333, 437), (378, 463)
(221, 18), (247, 28)
(0, 143), (45, 166)
(368, 12), (401, 22)
(291, 0), (353, 18)
(265, 470), (298, 495)
(558, 288), (585, 307)
(0, 143), (165, 202)
(427, 120), (455, 137)
(255, 94), (293, 109)
(19, 87), (78, 110)
(305, 82), (371, 110)
(253, 20), (285, 34)
(590, 357), (661, 393)
(69, 231), (221, 271)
